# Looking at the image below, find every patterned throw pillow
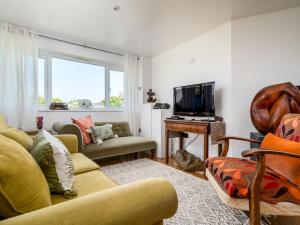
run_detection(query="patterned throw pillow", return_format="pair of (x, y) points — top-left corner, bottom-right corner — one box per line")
(72, 115), (95, 145)
(91, 124), (115, 145)
(30, 130), (76, 197)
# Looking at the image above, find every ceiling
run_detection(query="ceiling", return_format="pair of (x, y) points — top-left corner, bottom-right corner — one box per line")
(0, 0), (300, 56)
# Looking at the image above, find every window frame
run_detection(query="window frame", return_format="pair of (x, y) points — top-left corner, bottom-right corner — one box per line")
(38, 51), (125, 112)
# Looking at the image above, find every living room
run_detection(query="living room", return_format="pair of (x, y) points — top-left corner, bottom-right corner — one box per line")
(1, 1), (300, 225)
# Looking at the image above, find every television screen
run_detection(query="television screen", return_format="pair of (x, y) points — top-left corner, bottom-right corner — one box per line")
(173, 82), (215, 117)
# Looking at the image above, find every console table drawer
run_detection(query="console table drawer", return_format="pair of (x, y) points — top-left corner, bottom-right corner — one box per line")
(165, 123), (208, 133)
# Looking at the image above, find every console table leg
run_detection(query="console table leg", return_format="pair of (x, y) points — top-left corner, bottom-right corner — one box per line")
(204, 134), (209, 161)
(179, 136), (184, 149)
(165, 129), (169, 164)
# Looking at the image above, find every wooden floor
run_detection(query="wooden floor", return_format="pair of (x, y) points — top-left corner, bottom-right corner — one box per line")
(97, 153), (207, 180)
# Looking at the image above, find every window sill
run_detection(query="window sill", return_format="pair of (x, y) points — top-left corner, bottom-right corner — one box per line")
(39, 108), (124, 112)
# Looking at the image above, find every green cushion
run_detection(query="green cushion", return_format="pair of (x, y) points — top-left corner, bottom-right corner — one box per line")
(83, 136), (156, 160)
(0, 128), (33, 150)
(30, 130), (76, 196)
(91, 124), (115, 145)
(0, 135), (51, 218)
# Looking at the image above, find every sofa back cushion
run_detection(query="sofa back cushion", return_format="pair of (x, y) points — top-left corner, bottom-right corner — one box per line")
(94, 122), (132, 137)
(0, 135), (51, 218)
(0, 128), (33, 150)
(0, 114), (8, 131)
(261, 133), (300, 187)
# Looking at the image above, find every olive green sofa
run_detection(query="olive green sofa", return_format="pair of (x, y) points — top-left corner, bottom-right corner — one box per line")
(52, 121), (157, 160)
(0, 116), (178, 225)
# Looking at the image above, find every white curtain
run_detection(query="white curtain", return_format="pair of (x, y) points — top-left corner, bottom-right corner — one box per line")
(0, 23), (39, 130)
(125, 54), (140, 136)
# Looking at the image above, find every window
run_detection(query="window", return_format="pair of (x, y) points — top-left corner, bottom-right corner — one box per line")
(38, 58), (46, 105)
(38, 53), (124, 110)
(109, 70), (124, 107)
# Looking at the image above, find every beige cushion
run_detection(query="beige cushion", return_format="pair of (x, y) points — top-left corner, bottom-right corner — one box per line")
(0, 128), (33, 150)
(71, 153), (100, 175)
(206, 169), (300, 216)
(51, 170), (116, 204)
(0, 135), (52, 218)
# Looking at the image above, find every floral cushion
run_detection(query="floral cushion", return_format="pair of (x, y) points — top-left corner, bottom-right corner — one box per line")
(207, 157), (300, 204)
(275, 114), (300, 142)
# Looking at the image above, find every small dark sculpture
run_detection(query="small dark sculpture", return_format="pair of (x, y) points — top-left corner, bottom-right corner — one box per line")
(251, 82), (300, 134)
(147, 89), (157, 103)
(49, 102), (69, 110)
(175, 149), (205, 172)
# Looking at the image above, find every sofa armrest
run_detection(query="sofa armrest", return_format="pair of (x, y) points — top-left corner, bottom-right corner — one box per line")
(53, 122), (83, 152)
(1, 178), (178, 225)
(55, 134), (78, 154)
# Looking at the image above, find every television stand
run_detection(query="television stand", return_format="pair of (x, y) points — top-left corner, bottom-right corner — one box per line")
(164, 118), (224, 175)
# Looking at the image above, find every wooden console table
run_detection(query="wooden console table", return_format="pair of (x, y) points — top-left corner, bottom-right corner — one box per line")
(164, 119), (223, 164)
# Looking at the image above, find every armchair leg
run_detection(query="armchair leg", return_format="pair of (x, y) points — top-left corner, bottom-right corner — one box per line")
(151, 149), (156, 159)
(249, 155), (265, 225)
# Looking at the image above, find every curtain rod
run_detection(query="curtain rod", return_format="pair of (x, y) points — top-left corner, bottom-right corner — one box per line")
(38, 34), (125, 57)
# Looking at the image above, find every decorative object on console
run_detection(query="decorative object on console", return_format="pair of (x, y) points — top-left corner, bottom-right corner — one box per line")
(146, 89), (157, 103)
(79, 99), (92, 110)
(36, 116), (43, 130)
(251, 82), (300, 134)
(49, 102), (69, 110)
(175, 149), (205, 172)
(153, 103), (170, 109)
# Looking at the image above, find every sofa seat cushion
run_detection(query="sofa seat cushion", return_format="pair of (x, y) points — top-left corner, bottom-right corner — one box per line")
(71, 153), (99, 175)
(51, 170), (116, 204)
(83, 136), (156, 160)
(207, 157), (300, 204)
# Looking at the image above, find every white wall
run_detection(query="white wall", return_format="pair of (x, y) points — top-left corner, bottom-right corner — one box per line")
(37, 37), (127, 129)
(152, 22), (232, 158)
(151, 6), (300, 158)
(230, 6), (300, 154)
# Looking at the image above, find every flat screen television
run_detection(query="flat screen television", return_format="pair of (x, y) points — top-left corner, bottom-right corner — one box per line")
(173, 82), (215, 117)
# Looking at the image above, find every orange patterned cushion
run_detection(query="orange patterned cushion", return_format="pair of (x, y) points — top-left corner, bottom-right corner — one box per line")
(207, 157), (300, 204)
(261, 133), (300, 187)
(72, 115), (95, 145)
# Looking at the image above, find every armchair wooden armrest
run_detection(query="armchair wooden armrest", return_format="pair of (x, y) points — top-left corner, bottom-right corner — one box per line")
(240, 148), (300, 225)
(217, 136), (261, 156)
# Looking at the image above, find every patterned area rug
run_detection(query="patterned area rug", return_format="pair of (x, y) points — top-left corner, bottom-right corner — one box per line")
(102, 158), (250, 225)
